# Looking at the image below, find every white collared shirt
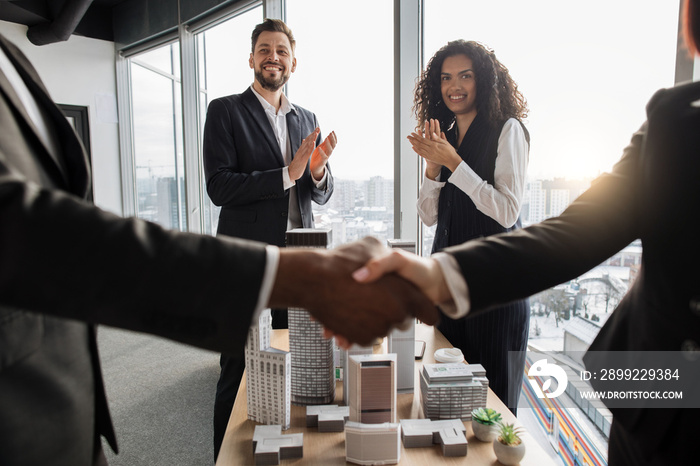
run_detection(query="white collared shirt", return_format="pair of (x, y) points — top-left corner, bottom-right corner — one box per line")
(250, 85), (327, 231)
(417, 118), (530, 319)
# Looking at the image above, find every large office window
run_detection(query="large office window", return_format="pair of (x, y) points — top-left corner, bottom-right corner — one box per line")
(422, 0), (679, 253)
(129, 43), (185, 230)
(423, 1), (681, 460)
(196, 5), (263, 234)
(286, 0), (395, 248)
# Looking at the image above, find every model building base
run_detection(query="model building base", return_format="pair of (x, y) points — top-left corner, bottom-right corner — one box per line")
(400, 419), (468, 456)
(345, 422), (400, 465)
(306, 405), (350, 432)
(252, 425), (303, 465)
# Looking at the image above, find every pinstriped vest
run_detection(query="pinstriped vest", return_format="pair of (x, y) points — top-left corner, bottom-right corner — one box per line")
(431, 113), (523, 253)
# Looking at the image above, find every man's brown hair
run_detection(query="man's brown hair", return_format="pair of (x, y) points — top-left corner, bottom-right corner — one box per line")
(251, 18), (296, 52)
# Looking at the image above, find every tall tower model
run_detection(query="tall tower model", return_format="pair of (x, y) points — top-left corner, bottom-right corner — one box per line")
(341, 344), (373, 406)
(347, 353), (397, 424)
(386, 239), (417, 394)
(286, 229), (336, 405)
(245, 309), (291, 429)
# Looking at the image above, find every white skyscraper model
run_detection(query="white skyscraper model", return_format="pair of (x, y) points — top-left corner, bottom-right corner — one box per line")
(245, 309), (291, 429)
(286, 229), (336, 405)
(387, 240), (416, 394)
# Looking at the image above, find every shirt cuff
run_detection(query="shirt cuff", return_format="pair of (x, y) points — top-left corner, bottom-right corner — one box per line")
(283, 167), (295, 190)
(252, 245), (280, 323)
(432, 252), (471, 319)
(312, 168), (328, 188)
(423, 172), (445, 187)
(447, 160), (481, 197)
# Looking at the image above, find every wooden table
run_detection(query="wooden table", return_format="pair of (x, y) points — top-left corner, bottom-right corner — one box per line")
(216, 323), (556, 465)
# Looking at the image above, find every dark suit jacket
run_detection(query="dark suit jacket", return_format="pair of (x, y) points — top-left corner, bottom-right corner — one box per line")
(444, 81), (700, 460)
(203, 87), (333, 247)
(0, 34), (268, 465)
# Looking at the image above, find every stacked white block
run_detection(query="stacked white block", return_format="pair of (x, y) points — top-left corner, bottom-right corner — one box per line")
(305, 404), (350, 432)
(245, 309), (291, 429)
(345, 422), (401, 466)
(400, 418), (468, 457)
(347, 354), (397, 424)
(419, 363), (488, 421)
(286, 229), (336, 406)
(252, 425), (303, 466)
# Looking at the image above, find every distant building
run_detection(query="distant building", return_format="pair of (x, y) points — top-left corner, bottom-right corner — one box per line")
(563, 316), (601, 364)
(524, 178), (591, 224)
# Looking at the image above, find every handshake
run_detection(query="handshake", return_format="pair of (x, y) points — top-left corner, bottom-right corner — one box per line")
(269, 236), (453, 348)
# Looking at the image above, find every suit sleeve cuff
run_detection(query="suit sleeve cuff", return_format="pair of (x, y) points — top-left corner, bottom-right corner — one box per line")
(432, 252), (471, 319)
(312, 168), (328, 188)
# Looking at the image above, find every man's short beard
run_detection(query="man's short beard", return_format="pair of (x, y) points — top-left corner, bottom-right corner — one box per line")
(254, 70), (289, 92)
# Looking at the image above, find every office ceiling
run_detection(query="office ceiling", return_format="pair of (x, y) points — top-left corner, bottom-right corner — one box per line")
(0, 0), (128, 43)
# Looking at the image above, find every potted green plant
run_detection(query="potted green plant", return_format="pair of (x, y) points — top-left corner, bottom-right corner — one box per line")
(470, 407), (502, 442)
(493, 422), (526, 465)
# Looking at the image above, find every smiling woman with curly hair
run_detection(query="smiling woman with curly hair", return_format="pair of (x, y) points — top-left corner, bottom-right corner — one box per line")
(413, 40), (528, 131)
(409, 39), (530, 412)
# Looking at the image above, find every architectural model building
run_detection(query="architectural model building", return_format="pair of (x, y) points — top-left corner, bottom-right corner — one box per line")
(420, 363), (488, 421)
(400, 419), (468, 457)
(305, 404), (350, 432)
(245, 309), (291, 429)
(252, 425), (303, 466)
(386, 239), (417, 395)
(286, 229), (336, 405)
(345, 422), (401, 465)
(341, 344), (373, 405)
(348, 354), (397, 424)
(387, 320), (415, 394)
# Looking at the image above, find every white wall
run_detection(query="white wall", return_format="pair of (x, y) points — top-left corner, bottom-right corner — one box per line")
(1, 20), (122, 215)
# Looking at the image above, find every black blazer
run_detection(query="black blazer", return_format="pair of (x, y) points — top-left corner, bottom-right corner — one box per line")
(444, 81), (700, 460)
(203, 87), (333, 246)
(0, 34), (268, 465)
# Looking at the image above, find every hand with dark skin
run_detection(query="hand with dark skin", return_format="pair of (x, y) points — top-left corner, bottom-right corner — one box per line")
(269, 237), (439, 347)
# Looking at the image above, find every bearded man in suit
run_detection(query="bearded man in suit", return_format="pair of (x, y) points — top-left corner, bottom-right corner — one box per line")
(202, 18), (338, 458)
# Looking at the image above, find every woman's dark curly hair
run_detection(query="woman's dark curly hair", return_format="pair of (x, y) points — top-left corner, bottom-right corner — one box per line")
(413, 40), (528, 131)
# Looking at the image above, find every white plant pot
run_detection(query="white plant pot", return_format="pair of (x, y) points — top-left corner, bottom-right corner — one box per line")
(493, 439), (526, 465)
(472, 420), (497, 442)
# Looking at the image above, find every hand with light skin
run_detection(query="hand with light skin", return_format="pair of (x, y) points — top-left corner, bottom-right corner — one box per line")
(310, 130), (337, 180)
(351, 246), (452, 311)
(288, 127), (320, 181)
(408, 119), (462, 175)
(269, 237), (440, 348)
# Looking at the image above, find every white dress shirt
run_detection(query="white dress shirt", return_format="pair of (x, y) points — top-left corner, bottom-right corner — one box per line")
(418, 118), (530, 320)
(250, 86), (327, 230)
(417, 118), (528, 228)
